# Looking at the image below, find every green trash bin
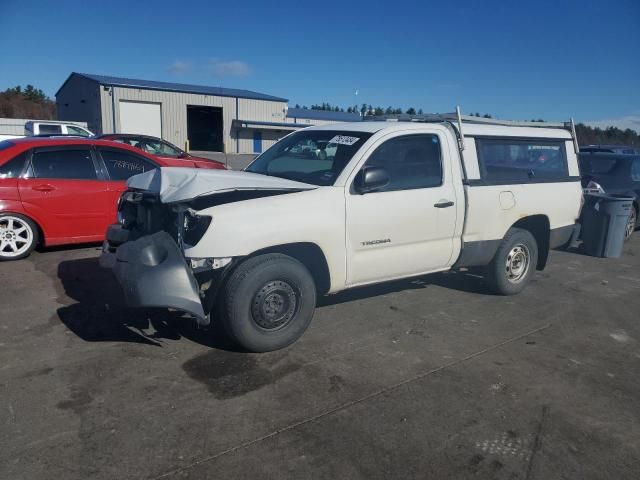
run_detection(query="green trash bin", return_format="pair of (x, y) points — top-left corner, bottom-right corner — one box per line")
(581, 193), (634, 258)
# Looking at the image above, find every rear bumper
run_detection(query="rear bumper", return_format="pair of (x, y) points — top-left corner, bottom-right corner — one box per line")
(100, 226), (206, 321)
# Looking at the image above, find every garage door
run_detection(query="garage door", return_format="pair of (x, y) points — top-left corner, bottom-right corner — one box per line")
(119, 101), (161, 137)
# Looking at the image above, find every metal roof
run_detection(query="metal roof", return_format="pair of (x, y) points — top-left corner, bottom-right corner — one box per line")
(56, 72), (288, 102)
(287, 108), (361, 122)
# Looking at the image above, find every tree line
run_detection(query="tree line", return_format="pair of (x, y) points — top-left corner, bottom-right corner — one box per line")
(575, 124), (639, 147)
(296, 102), (639, 145)
(0, 85), (56, 119)
(1, 85), (637, 146)
(294, 102), (494, 118)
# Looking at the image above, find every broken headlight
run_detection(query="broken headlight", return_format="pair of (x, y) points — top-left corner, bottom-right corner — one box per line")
(181, 211), (212, 248)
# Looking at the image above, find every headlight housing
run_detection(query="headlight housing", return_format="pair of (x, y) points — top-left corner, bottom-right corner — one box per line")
(182, 211), (212, 247)
(583, 180), (605, 194)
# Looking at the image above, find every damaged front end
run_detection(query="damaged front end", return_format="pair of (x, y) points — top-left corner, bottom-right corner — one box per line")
(100, 167), (315, 324)
(100, 190), (221, 324)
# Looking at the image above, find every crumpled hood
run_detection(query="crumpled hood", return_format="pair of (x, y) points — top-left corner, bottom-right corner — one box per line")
(127, 167), (316, 203)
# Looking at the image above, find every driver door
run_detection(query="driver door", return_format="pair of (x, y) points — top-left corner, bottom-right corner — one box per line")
(345, 132), (458, 286)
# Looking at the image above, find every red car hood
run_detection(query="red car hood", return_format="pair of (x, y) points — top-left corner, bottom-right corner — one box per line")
(156, 155), (226, 170)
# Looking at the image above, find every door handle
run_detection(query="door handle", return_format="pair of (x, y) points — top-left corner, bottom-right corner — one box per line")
(434, 200), (454, 208)
(32, 184), (55, 192)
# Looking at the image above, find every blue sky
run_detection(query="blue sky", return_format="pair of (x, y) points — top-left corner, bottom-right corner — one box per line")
(1, 0), (639, 129)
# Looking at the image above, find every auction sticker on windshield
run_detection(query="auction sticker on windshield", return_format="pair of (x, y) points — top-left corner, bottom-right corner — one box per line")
(330, 135), (361, 146)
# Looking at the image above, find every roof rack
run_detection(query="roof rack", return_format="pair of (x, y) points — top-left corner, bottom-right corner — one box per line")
(364, 112), (570, 128)
(364, 106), (579, 153)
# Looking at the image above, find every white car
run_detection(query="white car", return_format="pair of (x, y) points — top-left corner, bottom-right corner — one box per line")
(101, 112), (582, 352)
(24, 121), (93, 137)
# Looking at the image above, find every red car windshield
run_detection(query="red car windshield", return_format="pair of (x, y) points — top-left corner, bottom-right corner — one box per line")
(108, 137), (184, 158)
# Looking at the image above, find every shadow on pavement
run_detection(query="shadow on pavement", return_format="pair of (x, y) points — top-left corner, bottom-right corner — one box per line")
(55, 257), (238, 351)
(56, 256), (492, 349)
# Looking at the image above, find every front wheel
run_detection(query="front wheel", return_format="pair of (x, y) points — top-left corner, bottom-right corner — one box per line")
(485, 228), (538, 295)
(0, 214), (38, 261)
(221, 253), (316, 352)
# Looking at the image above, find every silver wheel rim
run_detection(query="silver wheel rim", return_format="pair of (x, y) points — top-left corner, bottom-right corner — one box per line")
(505, 243), (530, 284)
(0, 216), (33, 258)
(626, 209), (636, 240)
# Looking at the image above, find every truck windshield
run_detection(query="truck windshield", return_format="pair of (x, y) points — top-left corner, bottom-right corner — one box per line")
(246, 130), (372, 186)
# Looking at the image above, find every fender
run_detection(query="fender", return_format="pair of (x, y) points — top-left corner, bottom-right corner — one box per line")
(184, 188), (348, 292)
(0, 200), (48, 240)
(0, 199), (26, 213)
(3, 200), (56, 245)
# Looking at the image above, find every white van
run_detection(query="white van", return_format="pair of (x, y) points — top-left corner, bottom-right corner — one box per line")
(101, 109), (583, 352)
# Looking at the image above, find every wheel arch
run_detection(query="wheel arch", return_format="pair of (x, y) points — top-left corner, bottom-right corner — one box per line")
(0, 210), (45, 247)
(201, 242), (331, 317)
(249, 242), (331, 295)
(510, 215), (550, 270)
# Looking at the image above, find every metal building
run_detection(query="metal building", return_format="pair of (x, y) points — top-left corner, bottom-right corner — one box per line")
(56, 73), (363, 155)
(55, 72), (300, 154)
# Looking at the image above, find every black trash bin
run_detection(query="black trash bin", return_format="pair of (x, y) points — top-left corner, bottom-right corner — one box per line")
(581, 193), (634, 258)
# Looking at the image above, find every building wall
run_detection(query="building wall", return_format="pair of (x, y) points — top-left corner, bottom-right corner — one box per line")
(99, 87), (287, 153)
(56, 76), (101, 134)
(236, 128), (289, 154)
(238, 99), (287, 123)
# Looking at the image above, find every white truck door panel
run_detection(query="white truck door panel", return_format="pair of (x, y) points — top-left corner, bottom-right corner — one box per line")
(345, 132), (457, 286)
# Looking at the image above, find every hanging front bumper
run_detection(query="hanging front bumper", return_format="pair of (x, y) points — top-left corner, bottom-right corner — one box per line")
(100, 227), (206, 321)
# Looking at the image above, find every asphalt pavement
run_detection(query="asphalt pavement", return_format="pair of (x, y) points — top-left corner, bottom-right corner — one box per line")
(1, 238), (640, 479)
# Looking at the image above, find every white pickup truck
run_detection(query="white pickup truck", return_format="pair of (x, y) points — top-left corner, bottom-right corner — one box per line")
(101, 111), (582, 352)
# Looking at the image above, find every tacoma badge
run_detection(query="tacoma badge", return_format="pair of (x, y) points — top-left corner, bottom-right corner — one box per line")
(361, 239), (391, 246)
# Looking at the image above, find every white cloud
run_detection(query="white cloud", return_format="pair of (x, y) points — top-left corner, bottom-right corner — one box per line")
(167, 60), (193, 75)
(209, 59), (251, 77)
(585, 114), (640, 133)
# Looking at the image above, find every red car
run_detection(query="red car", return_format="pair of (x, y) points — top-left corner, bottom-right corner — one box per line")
(0, 137), (224, 260)
(98, 134), (226, 169)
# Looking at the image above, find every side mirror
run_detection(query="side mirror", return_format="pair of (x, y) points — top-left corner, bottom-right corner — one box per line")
(354, 166), (389, 194)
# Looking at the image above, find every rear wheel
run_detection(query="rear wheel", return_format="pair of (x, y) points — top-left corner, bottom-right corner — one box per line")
(486, 228), (538, 295)
(221, 253), (316, 352)
(0, 214), (38, 261)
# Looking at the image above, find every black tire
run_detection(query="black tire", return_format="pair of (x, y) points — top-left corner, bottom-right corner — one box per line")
(0, 213), (39, 261)
(485, 228), (538, 295)
(221, 253), (316, 352)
